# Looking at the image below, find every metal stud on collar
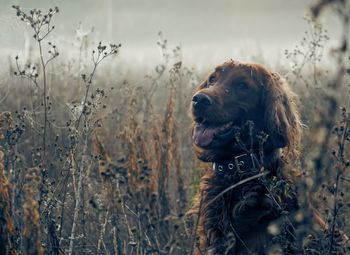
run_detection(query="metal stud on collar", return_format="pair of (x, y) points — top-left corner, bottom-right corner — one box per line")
(234, 153), (247, 171)
(238, 161), (245, 167)
(228, 163), (234, 170)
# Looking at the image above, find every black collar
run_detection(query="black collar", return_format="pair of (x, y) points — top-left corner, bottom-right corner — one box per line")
(212, 150), (278, 176)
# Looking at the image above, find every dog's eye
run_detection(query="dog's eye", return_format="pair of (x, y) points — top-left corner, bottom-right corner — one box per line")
(208, 75), (216, 85)
(237, 82), (248, 90)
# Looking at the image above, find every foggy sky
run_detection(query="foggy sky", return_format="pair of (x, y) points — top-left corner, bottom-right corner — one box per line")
(0, 0), (341, 69)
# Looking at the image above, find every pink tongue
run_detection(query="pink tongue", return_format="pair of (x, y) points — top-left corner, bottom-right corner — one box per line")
(193, 125), (218, 147)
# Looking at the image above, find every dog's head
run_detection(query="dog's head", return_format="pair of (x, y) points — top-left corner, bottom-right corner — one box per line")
(190, 60), (301, 162)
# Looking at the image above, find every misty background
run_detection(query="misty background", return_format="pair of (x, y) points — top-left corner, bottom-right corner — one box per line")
(0, 0), (341, 72)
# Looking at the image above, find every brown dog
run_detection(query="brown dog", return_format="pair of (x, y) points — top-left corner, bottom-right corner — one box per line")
(188, 60), (302, 254)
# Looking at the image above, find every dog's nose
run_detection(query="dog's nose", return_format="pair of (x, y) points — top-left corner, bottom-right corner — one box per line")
(192, 93), (212, 110)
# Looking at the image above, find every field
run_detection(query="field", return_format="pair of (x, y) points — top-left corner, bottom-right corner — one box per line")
(1, 1), (350, 254)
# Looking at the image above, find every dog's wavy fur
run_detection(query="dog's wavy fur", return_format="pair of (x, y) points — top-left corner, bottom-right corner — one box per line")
(187, 60), (302, 254)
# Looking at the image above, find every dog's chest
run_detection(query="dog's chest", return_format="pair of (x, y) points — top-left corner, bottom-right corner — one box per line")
(205, 176), (282, 253)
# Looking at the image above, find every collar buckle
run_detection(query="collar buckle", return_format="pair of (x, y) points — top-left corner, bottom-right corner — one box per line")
(213, 152), (259, 175)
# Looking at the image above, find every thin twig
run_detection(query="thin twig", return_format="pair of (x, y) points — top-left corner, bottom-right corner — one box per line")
(206, 171), (270, 208)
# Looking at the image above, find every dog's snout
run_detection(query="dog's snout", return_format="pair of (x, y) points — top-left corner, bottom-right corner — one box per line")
(192, 93), (212, 110)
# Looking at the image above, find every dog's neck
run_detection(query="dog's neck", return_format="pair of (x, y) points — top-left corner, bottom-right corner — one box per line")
(212, 146), (281, 176)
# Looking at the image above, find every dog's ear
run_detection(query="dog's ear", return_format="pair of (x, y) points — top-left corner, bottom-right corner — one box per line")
(262, 72), (301, 154)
